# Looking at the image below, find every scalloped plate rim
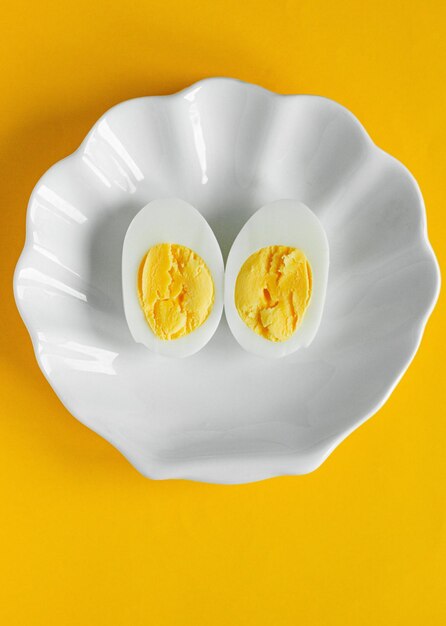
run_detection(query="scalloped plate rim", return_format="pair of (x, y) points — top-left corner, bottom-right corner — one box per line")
(13, 77), (441, 484)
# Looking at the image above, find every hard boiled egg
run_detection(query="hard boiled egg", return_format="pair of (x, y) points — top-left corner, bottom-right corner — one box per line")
(122, 198), (224, 358)
(225, 200), (329, 358)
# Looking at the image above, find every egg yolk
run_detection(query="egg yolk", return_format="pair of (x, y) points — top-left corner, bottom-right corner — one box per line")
(138, 243), (214, 340)
(235, 246), (312, 342)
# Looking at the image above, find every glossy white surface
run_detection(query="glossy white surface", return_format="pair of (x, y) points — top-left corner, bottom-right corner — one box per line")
(225, 200), (329, 358)
(14, 78), (440, 483)
(122, 198), (224, 358)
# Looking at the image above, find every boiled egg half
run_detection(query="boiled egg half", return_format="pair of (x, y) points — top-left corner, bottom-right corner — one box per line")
(122, 198), (224, 358)
(225, 200), (329, 358)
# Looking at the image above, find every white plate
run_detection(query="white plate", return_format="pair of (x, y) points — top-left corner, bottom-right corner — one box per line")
(14, 78), (440, 484)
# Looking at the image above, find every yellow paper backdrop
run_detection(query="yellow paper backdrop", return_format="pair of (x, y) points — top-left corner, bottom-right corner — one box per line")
(1, 1), (445, 624)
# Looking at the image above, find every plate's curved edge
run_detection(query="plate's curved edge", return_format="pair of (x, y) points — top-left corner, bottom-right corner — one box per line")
(13, 77), (441, 484)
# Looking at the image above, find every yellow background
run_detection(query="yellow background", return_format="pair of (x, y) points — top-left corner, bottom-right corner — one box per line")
(1, 1), (445, 624)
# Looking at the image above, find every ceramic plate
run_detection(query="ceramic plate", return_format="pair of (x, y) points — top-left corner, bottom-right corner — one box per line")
(14, 78), (440, 483)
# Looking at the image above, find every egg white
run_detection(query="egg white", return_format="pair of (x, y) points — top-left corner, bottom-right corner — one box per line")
(122, 198), (224, 358)
(225, 200), (329, 358)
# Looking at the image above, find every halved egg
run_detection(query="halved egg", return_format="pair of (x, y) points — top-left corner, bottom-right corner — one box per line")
(122, 198), (224, 358)
(225, 200), (329, 358)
